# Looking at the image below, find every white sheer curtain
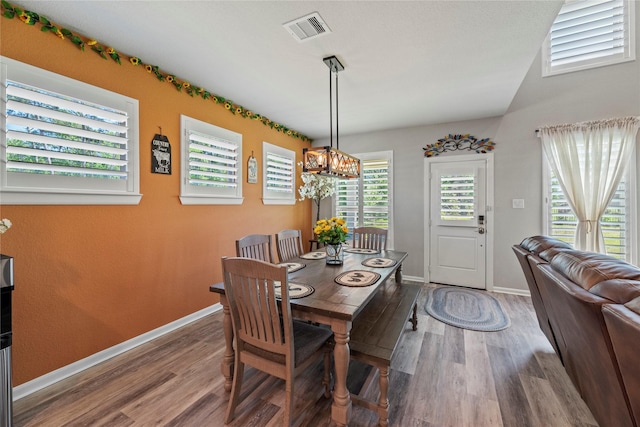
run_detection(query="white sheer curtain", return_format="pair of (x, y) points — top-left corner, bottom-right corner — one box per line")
(539, 117), (639, 253)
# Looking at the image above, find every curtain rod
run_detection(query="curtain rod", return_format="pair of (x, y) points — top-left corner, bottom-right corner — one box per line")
(535, 116), (640, 135)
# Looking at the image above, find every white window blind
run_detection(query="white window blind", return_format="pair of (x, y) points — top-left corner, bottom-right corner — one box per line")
(543, 0), (635, 76)
(187, 131), (238, 188)
(547, 172), (630, 259)
(335, 151), (393, 246)
(262, 142), (295, 205)
(6, 82), (130, 179)
(335, 173), (359, 232)
(439, 173), (475, 221)
(180, 115), (243, 205)
(1, 56), (141, 205)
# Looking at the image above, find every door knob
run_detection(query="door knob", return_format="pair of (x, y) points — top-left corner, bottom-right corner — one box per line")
(478, 227), (485, 234)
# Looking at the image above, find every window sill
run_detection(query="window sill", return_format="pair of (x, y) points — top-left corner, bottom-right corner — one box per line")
(179, 195), (244, 205)
(262, 198), (296, 206)
(0, 191), (143, 205)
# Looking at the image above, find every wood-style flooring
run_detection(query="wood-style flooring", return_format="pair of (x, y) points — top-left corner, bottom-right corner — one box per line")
(13, 283), (598, 426)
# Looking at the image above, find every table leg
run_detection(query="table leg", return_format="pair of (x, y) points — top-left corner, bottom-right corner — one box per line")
(220, 294), (234, 392)
(378, 365), (390, 427)
(331, 321), (352, 427)
(395, 262), (403, 283)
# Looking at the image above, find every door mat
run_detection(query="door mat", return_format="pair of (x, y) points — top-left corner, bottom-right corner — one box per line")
(425, 286), (510, 331)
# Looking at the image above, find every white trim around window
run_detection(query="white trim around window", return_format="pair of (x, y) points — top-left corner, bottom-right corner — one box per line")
(333, 150), (394, 248)
(262, 142), (295, 205)
(1, 56), (141, 205)
(542, 0), (636, 77)
(179, 115), (243, 205)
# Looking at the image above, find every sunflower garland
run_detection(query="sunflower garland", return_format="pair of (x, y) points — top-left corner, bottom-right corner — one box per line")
(0, 0), (311, 142)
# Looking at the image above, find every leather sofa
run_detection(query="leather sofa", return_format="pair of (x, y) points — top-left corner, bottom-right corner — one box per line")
(603, 296), (640, 426)
(512, 236), (572, 360)
(513, 236), (640, 427)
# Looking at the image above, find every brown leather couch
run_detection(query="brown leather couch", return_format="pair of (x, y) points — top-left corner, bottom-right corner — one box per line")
(513, 237), (640, 427)
(512, 236), (572, 360)
(603, 296), (640, 426)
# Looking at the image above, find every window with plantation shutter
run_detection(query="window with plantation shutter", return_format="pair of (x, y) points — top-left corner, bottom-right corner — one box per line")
(180, 115), (243, 205)
(542, 0), (636, 76)
(439, 173), (475, 222)
(334, 151), (393, 248)
(544, 163), (635, 262)
(262, 142), (295, 205)
(1, 56), (141, 205)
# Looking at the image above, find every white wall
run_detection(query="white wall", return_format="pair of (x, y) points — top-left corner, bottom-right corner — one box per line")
(316, 5), (640, 291)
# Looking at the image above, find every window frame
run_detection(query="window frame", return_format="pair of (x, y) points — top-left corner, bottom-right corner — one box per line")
(333, 150), (394, 248)
(542, 152), (637, 264)
(262, 142), (295, 205)
(179, 115), (243, 205)
(542, 0), (636, 77)
(0, 56), (141, 205)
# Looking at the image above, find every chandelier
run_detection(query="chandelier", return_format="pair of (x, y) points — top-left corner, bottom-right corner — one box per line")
(303, 56), (360, 179)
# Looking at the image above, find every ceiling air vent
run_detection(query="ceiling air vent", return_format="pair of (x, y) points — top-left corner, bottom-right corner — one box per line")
(283, 12), (331, 42)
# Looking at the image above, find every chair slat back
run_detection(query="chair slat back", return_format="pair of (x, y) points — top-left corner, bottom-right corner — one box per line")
(276, 229), (304, 262)
(222, 257), (292, 355)
(236, 234), (275, 263)
(353, 227), (388, 251)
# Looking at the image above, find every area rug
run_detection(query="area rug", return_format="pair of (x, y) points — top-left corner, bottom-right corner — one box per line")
(425, 287), (510, 332)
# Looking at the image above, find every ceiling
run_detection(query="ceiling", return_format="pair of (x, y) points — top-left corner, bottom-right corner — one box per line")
(11, 1), (564, 140)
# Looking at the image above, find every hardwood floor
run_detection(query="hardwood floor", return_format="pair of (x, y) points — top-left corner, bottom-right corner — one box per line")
(13, 283), (598, 426)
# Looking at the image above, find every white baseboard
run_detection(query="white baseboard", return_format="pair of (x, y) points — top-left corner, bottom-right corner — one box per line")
(13, 303), (222, 401)
(402, 275), (425, 284)
(492, 286), (531, 297)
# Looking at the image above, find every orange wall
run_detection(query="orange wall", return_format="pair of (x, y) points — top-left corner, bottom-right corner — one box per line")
(0, 16), (312, 385)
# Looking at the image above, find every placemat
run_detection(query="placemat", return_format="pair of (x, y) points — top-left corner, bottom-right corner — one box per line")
(274, 282), (314, 299)
(334, 270), (381, 287)
(277, 262), (306, 273)
(299, 251), (326, 260)
(361, 257), (397, 268)
(344, 248), (380, 254)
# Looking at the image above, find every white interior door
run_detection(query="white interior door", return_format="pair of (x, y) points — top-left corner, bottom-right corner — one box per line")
(428, 159), (487, 289)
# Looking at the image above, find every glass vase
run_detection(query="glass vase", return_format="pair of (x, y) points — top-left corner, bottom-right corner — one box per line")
(325, 243), (344, 265)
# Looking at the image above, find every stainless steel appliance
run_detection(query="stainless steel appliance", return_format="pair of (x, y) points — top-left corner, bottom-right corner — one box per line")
(0, 255), (13, 427)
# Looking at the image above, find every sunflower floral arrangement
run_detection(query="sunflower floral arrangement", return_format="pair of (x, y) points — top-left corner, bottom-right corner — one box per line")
(314, 217), (348, 245)
(298, 162), (336, 223)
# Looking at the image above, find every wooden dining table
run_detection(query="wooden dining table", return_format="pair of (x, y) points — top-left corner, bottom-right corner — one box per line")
(209, 248), (408, 427)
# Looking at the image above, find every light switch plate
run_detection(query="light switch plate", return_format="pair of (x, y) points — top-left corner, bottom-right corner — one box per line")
(512, 199), (525, 209)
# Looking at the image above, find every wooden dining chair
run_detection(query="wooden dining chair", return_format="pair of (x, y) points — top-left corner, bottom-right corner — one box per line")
(352, 227), (388, 251)
(275, 229), (304, 263)
(235, 234), (275, 263)
(221, 257), (333, 426)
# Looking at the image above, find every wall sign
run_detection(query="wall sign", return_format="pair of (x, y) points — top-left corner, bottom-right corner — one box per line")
(151, 133), (172, 174)
(248, 151), (258, 183)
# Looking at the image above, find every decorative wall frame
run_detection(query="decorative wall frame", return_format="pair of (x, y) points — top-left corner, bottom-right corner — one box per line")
(151, 130), (171, 175)
(247, 152), (258, 183)
(423, 134), (495, 157)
